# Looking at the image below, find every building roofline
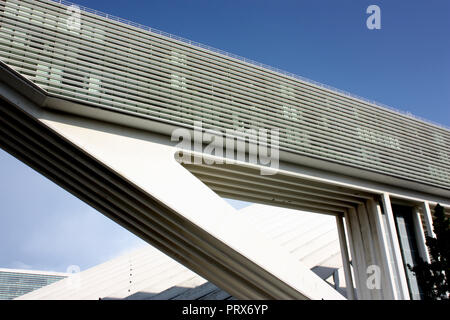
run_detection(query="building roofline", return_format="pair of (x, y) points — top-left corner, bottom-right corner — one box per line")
(0, 267), (69, 277)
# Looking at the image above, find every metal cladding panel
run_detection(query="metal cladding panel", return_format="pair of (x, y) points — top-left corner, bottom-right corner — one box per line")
(1, 0), (449, 189)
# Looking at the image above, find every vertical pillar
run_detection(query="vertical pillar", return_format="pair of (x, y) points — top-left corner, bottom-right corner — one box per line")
(357, 203), (382, 300)
(367, 199), (397, 299)
(380, 193), (410, 300)
(412, 206), (430, 263)
(336, 215), (355, 300)
(420, 201), (435, 238)
(343, 209), (362, 299)
(345, 207), (371, 299)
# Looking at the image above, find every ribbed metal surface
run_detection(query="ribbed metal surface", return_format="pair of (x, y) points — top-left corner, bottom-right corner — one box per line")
(1, 0), (449, 189)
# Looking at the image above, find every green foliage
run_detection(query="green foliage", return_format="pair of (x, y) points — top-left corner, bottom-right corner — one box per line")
(409, 204), (450, 300)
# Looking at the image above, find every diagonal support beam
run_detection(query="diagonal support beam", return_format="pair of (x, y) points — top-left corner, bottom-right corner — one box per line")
(0, 79), (345, 300)
(380, 193), (410, 300)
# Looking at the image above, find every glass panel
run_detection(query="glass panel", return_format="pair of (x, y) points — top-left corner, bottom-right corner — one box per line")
(392, 204), (423, 300)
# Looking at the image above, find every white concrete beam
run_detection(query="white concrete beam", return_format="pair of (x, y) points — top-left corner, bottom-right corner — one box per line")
(344, 207), (371, 299)
(412, 207), (430, 263)
(421, 201), (435, 238)
(380, 193), (410, 300)
(367, 199), (397, 299)
(36, 110), (344, 300)
(336, 215), (355, 300)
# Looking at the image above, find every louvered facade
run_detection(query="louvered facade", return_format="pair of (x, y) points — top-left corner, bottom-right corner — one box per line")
(0, 0), (449, 190)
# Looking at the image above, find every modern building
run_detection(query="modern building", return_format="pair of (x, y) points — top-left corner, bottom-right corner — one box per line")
(0, 268), (67, 300)
(18, 205), (345, 300)
(0, 0), (449, 300)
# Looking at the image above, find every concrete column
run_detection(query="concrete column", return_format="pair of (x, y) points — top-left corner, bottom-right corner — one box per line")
(412, 206), (430, 263)
(343, 209), (363, 299)
(380, 193), (410, 300)
(336, 215), (355, 300)
(356, 203), (383, 300)
(345, 207), (372, 299)
(367, 199), (397, 299)
(420, 201), (435, 238)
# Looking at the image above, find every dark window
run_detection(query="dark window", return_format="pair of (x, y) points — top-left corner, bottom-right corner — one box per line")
(29, 36), (45, 50)
(62, 70), (85, 89)
(392, 204), (424, 300)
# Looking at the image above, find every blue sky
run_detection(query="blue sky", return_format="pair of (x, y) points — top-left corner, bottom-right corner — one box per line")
(0, 0), (449, 272)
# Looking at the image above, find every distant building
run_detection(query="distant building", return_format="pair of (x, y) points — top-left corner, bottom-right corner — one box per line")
(0, 268), (68, 300)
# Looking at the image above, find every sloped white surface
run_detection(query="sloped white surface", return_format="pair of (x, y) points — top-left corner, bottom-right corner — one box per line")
(19, 204), (343, 300)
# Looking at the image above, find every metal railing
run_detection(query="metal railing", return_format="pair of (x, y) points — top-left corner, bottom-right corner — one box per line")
(46, 0), (449, 131)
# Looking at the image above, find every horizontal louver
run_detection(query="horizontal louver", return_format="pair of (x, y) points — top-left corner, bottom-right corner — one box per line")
(1, 0), (449, 189)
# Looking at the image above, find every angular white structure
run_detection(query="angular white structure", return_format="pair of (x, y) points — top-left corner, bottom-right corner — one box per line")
(0, 0), (449, 300)
(18, 205), (345, 300)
